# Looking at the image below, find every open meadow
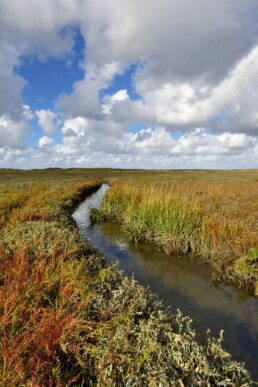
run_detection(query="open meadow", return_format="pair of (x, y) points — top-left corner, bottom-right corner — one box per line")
(0, 168), (257, 385)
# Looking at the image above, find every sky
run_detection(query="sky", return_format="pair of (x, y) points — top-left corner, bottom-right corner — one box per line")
(0, 0), (258, 170)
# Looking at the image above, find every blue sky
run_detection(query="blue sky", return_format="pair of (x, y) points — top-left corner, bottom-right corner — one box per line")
(99, 63), (144, 103)
(16, 29), (85, 111)
(0, 0), (257, 169)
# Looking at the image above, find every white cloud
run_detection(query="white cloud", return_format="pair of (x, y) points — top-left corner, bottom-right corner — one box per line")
(0, 114), (28, 149)
(38, 135), (54, 148)
(0, 0), (82, 58)
(131, 45), (258, 133)
(1, 126), (257, 169)
(36, 109), (57, 135)
(110, 90), (129, 104)
(102, 89), (129, 115)
(22, 105), (34, 120)
(134, 127), (175, 156)
(80, 0), (258, 79)
(170, 129), (256, 156)
(61, 116), (88, 143)
(59, 118), (258, 164)
(54, 0), (258, 139)
(0, 42), (26, 119)
(59, 62), (124, 119)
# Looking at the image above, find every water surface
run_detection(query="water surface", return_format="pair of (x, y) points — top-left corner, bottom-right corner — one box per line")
(73, 184), (258, 378)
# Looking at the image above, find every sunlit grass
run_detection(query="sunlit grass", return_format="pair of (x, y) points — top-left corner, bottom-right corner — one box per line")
(95, 178), (258, 293)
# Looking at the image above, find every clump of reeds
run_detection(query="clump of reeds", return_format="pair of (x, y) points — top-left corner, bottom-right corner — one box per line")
(94, 180), (258, 293)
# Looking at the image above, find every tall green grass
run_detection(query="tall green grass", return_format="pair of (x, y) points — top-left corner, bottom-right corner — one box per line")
(94, 180), (258, 294)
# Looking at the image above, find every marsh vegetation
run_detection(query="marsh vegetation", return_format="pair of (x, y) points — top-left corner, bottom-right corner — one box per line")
(0, 168), (257, 385)
(92, 177), (258, 295)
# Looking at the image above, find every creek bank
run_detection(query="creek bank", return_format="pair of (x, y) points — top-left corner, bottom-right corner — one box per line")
(90, 182), (258, 296)
(74, 184), (258, 381)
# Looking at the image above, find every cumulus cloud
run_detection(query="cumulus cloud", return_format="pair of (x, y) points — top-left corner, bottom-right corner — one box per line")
(131, 45), (258, 134)
(36, 109), (57, 136)
(22, 105), (34, 120)
(59, 117), (258, 163)
(61, 117), (88, 138)
(0, 0), (82, 59)
(169, 129), (256, 157)
(0, 147), (29, 166)
(97, 45), (258, 136)
(102, 89), (129, 115)
(0, 42), (27, 119)
(55, 0), (258, 138)
(77, 0), (258, 89)
(1, 127), (257, 169)
(0, 114), (28, 149)
(59, 62), (124, 119)
(61, 116), (128, 154)
(38, 135), (54, 148)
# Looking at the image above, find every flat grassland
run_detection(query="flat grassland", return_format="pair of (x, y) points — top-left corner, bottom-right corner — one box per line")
(0, 168), (256, 385)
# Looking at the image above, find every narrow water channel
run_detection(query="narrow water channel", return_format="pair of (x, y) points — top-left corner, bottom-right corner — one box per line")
(73, 184), (258, 379)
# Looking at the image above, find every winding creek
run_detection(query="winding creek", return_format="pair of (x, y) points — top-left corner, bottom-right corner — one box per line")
(73, 184), (258, 379)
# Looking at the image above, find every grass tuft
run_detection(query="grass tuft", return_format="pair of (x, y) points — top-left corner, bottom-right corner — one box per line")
(94, 179), (258, 293)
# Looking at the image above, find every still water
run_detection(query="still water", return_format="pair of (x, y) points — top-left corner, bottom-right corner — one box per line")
(72, 184), (258, 379)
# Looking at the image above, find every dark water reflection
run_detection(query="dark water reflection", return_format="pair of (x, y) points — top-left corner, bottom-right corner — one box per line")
(73, 184), (258, 379)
